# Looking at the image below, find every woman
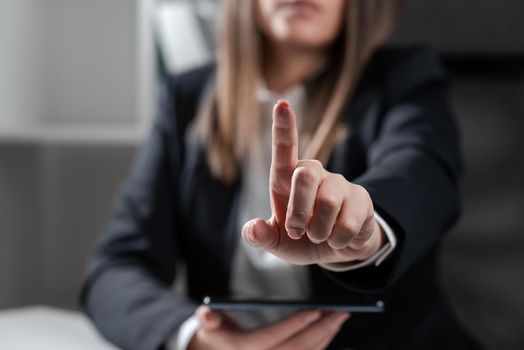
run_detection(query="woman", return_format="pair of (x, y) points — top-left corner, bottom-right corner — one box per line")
(82, 0), (480, 349)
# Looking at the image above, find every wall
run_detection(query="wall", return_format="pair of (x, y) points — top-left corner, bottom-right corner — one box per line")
(0, 0), (138, 127)
(441, 69), (524, 350)
(0, 0), (149, 308)
(0, 0), (45, 127)
(0, 144), (136, 309)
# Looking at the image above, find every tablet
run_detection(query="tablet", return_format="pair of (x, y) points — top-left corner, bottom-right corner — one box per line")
(202, 296), (385, 313)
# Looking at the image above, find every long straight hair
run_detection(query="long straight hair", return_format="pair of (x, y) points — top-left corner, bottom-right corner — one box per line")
(197, 0), (402, 184)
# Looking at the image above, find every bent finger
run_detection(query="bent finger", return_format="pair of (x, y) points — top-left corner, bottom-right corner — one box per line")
(286, 160), (324, 239)
(307, 174), (344, 243)
(327, 189), (370, 250)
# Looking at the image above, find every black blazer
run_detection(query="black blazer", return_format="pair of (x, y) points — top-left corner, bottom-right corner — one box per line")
(82, 45), (480, 350)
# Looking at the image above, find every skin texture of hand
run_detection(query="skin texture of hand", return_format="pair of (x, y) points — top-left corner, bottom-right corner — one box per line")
(242, 100), (386, 265)
(187, 306), (350, 350)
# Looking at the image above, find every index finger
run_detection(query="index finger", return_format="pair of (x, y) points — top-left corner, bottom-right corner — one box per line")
(270, 99), (299, 195)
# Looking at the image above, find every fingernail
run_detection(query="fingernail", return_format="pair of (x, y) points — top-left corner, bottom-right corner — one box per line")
(275, 101), (291, 119)
(247, 229), (256, 244)
(306, 311), (321, 322)
(309, 236), (323, 244)
(277, 99), (289, 108)
(337, 313), (350, 322)
(287, 228), (304, 239)
(242, 222), (257, 245)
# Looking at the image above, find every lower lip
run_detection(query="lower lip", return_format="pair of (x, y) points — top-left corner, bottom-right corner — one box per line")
(281, 1), (320, 16)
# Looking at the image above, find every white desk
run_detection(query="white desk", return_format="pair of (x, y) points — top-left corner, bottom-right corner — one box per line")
(0, 306), (118, 349)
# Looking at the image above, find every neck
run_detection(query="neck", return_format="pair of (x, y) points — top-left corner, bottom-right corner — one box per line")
(262, 42), (327, 94)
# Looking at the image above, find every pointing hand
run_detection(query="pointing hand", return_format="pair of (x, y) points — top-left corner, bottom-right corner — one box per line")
(241, 100), (385, 265)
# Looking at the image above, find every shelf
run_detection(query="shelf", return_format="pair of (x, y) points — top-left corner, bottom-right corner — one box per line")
(0, 122), (147, 146)
(0, 0), (157, 149)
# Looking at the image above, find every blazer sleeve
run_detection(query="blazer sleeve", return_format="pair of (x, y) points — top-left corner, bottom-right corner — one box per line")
(323, 48), (463, 292)
(80, 77), (197, 350)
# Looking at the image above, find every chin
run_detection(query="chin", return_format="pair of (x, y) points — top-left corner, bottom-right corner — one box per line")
(275, 24), (330, 48)
(280, 33), (329, 49)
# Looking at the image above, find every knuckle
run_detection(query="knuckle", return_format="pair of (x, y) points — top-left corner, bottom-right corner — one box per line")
(293, 166), (319, 187)
(333, 173), (347, 183)
(352, 183), (365, 192)
(353, 184), (370, 200)
(270, 176), (290, 194)
(316, 193), (340, 212)
(309, 159), (323, 169)
(362, 190), (373, 208)
(299, 159), (323, 169)
(339, 219), (361, 236)
(272, 136), (293, 148)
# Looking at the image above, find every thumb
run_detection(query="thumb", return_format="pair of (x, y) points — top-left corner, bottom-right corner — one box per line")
(196, 306), (222, 331)
(242, 218), (280, 252)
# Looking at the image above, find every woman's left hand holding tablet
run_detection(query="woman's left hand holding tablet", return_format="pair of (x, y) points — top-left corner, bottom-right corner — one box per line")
(187, 306), (349, 350)
(242, 100), (386, 266)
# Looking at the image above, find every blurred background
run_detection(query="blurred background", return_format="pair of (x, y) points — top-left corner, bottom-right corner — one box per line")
(0, 0), (523, 349)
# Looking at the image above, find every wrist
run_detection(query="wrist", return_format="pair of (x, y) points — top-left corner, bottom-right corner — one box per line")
(166, 314), (200, 350)
(373, 219), (386, 251)
(320, 214), (395, 272)
(186, 330), (203, 350)
(357, 219), (386, 261)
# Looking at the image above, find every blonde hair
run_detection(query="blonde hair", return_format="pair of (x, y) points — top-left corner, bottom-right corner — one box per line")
(198, 0), (402, 183)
